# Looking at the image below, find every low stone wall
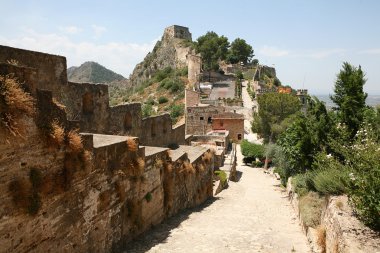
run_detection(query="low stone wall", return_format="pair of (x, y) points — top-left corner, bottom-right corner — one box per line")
(286, 178), (380, 253)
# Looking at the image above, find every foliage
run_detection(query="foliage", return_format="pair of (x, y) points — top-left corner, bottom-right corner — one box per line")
(311, 152), (350, 195)
(330, 62), (367, 137)
(214, 170), (227, 184)
(247, 83), (255, 100)
(241, 140), (265, 162)
(227, 38), (254, 64)
(142, 103), (154, 117)
(158, 96), (168, 104)
(252, 59), (259, 65)
(169, 104), (184, 123)
(195, 31), (229, 71)
(154, 66), (173, 82)
(235, 70), (244, 80)
(145, 192), (152, 202)
(252, 92), (301, 143)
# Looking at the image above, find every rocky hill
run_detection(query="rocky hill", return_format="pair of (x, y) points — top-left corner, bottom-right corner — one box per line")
(67, 61), (125, 83)
(128, 25), (194, 87)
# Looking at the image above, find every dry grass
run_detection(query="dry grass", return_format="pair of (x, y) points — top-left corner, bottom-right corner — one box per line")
(202, 151), (213, 164)
(7, 59), (20, 66)
(316, 225), (326, 253)
(127, 138), (138, 152)
(67, 129), (83, 153)
(154, 158), (163, 169)
(299, 192), (326, 228)
(181, 161), (195, 174)
(0, 74), (35, 137)
(49, 120), (65, 147)
(52, 97), (66, 111)
(165, 162), (173, 174)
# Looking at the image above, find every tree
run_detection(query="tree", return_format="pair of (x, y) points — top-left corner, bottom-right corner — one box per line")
(195, 31), (229, 72)
(252, 93), (301, 143)
(330, 62), (367, 137)
(228, 38), (254, 64)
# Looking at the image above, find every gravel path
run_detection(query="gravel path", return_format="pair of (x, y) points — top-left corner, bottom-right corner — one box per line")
(124, 145), (311, 253)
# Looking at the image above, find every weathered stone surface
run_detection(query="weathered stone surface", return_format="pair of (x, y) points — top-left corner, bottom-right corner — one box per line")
(0, 45), (214, 253)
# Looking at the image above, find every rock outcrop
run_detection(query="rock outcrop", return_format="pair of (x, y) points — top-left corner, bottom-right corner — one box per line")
(128, 25), (194, 87)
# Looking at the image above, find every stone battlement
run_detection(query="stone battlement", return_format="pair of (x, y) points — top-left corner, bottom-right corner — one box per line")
(164, 25), (192, 41)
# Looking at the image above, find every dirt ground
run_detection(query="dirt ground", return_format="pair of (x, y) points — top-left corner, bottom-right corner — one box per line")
(124, 144), (311, 253)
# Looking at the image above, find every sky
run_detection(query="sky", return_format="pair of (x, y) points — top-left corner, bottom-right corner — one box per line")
(1, 0), (379, 95)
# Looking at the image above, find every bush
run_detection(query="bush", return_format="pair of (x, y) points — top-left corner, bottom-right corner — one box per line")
(214, 170), (227, 184)
(154, 67), (173, 82)
(313, 168), (349, 195)
(142, 103), (153, 118)
(158, 96), (168, 104)
(241, 140), (264, 161)
(169, 104), (184, 123)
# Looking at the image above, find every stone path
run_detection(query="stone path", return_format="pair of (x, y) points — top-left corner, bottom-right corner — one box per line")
(124, 144), (311, 253)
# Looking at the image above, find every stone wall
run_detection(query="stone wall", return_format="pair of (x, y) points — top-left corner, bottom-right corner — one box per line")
(0, 45), (67, 99)
(185, 89), (200, 107)
(0, 49), (214, 253)
(186, 105), (225, 135)
(140, 114), (186, 147)
(187, 54), (201, 86)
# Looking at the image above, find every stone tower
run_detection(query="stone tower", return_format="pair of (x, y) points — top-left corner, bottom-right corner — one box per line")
(163, 25), (192, 41)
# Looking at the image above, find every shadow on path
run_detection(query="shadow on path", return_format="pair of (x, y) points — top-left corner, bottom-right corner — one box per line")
(124, 197), (220, 253)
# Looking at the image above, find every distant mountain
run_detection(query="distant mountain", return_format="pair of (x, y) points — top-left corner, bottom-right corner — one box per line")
(67, 61), (125, 83)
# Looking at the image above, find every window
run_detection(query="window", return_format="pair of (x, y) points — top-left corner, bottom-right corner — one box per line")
(220, 121), (224, 127)
(238, 134), (242, 140)
(207, 117), (212, 124)
(200, 117), (204, 120)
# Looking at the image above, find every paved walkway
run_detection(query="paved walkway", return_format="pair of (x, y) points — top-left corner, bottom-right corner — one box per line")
(124, 145), (311, 253)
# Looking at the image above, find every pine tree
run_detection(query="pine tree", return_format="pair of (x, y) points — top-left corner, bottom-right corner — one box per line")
(330, 62), (367, 137)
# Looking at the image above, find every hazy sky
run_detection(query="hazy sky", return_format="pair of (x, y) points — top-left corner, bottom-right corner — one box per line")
(1, 0), (379, 94)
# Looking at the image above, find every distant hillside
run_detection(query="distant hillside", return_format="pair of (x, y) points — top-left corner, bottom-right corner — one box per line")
(67, 61), (125, 83)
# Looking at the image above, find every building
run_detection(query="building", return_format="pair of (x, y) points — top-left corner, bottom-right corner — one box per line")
(212, 112), (244, 143)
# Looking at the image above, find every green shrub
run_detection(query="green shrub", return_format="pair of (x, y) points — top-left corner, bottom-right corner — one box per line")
(176, 67), (188, 77)
(142, 104), (153, 117)
(214, 170), (227, 184)
(293, 172), (316, 196)
(169, 104), (184, 123)
(346, 127), (380, 229)
(154, 67), (173, 82)
(313, 168), (349, 195)
(145, 192), (152, 202)
(158, 96), (168, 104)
(146, 97), (155, 105)
(241, 140), (264, 160)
